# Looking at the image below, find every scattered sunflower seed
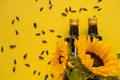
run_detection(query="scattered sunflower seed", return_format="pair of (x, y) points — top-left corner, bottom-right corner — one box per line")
(36, 0), (38, 2)
(35, 33), (40, 36)
(49, 29), (55, 32)
(13, 66), (16, 72)
(51, 73), (54, 78)
(11, 19), (15, 25)
(33, 70), (36, 75)
(93, 15), (96, 17)
(44, 74), (48, 80)
(83, 8), (88, 11)
(42, 30), (45, 35)
(23, 53), (27, 60)
(40, 7), (44, 12)
(14, 59), (17, 65)
(98, 8), (102, 11)
(56, 35), (62, 38)
(69, 6), (71, 12)
(46, 50), (49, 55)
(47, 61), (51, 65)
(38, 72), (40, 76)
(39, 56), (44, 60)
(65, 8), (68, 13)
(79, 8), (82, 12)
(33, 23), (37, 29)
(9, 45), (16, 49)
(15, 30), (19, 35)
(98, 0), (102, 2)
(49, 0), (52, 5)
(41, 50), (45, 55)
(25, 63), (30, 67)
(49, 5), (53, 10)
(42, 40), (47, 43)
(1, 46), (3, 53)
(62, 12), (67, 17)
(93, 6), (99, 9)
(16, 16), (19, 21)
(71, 10), (77, 13)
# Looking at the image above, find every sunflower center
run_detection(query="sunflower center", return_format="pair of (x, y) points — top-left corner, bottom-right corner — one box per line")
(86, 52), (104, 67)
(59, 55), (65, 64)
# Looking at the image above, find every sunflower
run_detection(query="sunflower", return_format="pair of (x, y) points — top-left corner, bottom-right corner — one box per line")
(51, 41), (73, 80)
(74, 36), (118, 77)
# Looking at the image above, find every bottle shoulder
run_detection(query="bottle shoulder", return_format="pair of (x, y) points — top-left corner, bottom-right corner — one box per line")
(96, 35), (103, 41)
(65, 36), (78, 42)
(88, 34), (103, 41)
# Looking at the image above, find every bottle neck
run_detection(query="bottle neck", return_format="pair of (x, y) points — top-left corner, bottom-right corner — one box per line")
(88, 24), (98, 36)
(69, 25), (79, 37)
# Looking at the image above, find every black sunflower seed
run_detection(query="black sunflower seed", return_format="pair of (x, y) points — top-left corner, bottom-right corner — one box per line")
(42, 30), (45, 35)
(98, 0), (102, 2)
(13, 66), (16, 72)
(41, 50), (45, 55)
(49, 0), (51, 5)
(15, 30), (19, 35)
(33, 23), (37, 29)
(93, 6), (99, 9)
(56, 35), (62, 38)
(16, 16), (19, 21)
(62, 12), (67, 17)
(47, 61), (51, 65)
(83, 8), (88, 11)
(38, 72), (40, 76)
(49, 29), (55, 32)
(49, 5), (53, 10)
(69, 6), (71, 12)
(46, 50), (49, 55)
(65, 8), (68, 13)
(35, 33), (40, 36)
(1, 46), (3, 53)
(23, 53), (27, 60)
(98, 8), (102, 11)
(11, 19), (15, 25)
(39, 56), (44, 60)
(79, 8), (82, 12)
(40, 7), (44, 12)
(9, 45), (16, 49)
(36, 0), (38, 2)
(93, 15), (96, 17)
(14, 59), (17, 65)
(71, 10), (77, 13)
(44, 74), (48, 80)
(42, 40), (47, 43)
(51, 73), (54, 78)
(33, 70), (36, 75)
(25, 63), (30, 67)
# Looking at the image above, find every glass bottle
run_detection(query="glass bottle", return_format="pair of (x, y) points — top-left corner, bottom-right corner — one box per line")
(65, 19), (79, 58)
(88, 17), (102, 41)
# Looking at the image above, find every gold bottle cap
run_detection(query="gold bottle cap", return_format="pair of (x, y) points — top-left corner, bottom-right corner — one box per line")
(70, 19), (79, 26)
(88, 17), (97, 25)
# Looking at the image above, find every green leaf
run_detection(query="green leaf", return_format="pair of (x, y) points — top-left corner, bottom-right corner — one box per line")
(106, 76), (119, 80)
(117, 53), (120, 59)
(65, 68), (70, 76)
(68, 68), (80, 80)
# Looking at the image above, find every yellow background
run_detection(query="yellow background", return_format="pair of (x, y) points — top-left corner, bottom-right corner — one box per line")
(0, 0), (120, 80)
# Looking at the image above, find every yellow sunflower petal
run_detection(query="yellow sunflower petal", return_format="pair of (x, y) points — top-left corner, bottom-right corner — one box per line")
(87, 38), (99, 52)
(67, 61), (74, 68)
